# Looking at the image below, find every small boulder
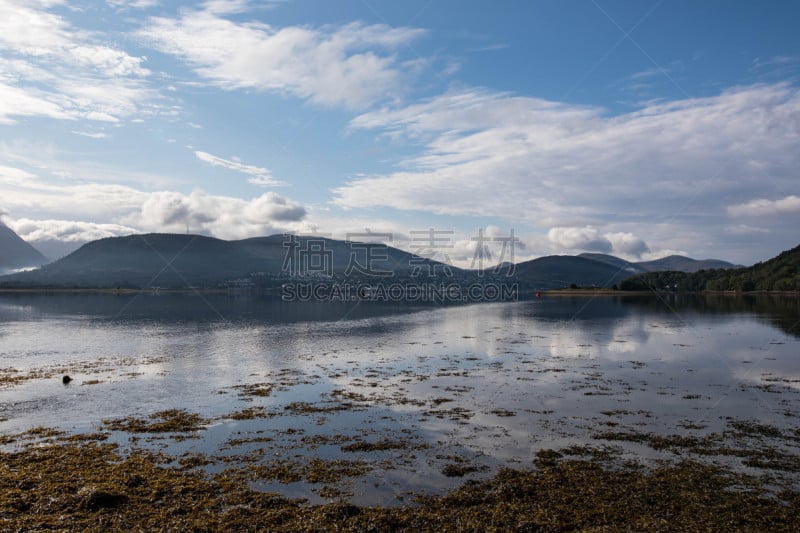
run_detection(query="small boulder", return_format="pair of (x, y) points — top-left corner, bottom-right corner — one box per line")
(77, 486), (128, 511)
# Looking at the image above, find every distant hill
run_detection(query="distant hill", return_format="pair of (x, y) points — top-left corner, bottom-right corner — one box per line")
(578, 253), (647, 274)
(0, 223), (46, 274)
(513, 252), (737, 290)
(513, 255), (633, 289)
(0, 230), (752, 291)
(0, 233), (459, 289)
(636, 255), (741, 273)
(620, 244), (800, 292)
(579, 252), (739, 274)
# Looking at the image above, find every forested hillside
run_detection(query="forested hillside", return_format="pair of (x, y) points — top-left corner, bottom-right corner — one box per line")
(620, 245), (800, 291)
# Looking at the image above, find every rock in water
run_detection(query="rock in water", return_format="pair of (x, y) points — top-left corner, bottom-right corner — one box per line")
(62, 375), (72, 384)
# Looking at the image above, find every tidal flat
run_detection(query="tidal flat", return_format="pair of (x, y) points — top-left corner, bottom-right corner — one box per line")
(1, 293), (798, 530)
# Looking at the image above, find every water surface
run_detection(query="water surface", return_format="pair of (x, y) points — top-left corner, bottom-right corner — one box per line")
(1, 293), (798, 504)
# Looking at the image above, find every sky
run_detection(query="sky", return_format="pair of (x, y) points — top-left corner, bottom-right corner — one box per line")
(1, 0), (799, 266)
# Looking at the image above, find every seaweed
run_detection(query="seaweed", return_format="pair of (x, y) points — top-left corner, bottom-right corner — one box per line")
(102, 409), (207, 433)
(1, 436), (798, 531)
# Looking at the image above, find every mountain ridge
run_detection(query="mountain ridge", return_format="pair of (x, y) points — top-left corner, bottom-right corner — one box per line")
(0, 233), (462, 289)
(0, 232), (746, 290)
(635, 254), (742, 273)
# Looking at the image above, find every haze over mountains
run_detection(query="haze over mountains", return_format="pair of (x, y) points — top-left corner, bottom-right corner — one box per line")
(0, 232), (743, 290)
(0, 223), (46, 274)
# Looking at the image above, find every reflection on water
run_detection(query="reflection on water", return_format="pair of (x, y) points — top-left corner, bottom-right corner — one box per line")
(0, 293), (798, 504)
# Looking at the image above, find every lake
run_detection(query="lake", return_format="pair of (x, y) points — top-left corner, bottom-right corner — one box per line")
(1, 292), (798, 505)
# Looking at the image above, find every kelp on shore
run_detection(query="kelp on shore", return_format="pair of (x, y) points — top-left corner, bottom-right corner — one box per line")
(1, 432), (798, 532)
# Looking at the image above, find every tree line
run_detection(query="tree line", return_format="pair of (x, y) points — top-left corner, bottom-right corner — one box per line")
(620, 244), (800, 292)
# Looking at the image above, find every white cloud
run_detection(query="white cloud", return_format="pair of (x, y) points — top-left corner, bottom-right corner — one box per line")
(724, 224), (770, 235)
(0, 162), (157, 220)
(336, 83), (800, 257)
(548, 226), (611, 253)
(546, 227), (649, 258)
(137, 6), (425, 109)
(194, 150), (285, 186)
(71, 130), (108, 139)
(201, 0), (251, 14)
(68, 45), (149, 77)
(0, 1), (147, 77)
(247, 176), (280, 187)
(107, 0), (158, 9)
(0, 164), (37, 185)
(5, 217), (137, 243)
(639, 249), (689, 262)
(245, 192), (305, 221)
(0, 139), (187, 191)
(0, 1), (69, 56)
(727, 195), (800, 217)
(604, 232), (650, 256)
(0, 80), (73, 124)
(0, 0), (154, 124)
(631, 66), (672, 80)
(2, 156), (310, 243)
(138, 191), (208, 228)
(127, 189), (307, 239)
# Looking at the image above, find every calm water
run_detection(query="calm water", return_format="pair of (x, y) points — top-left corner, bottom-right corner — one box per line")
(1, 293), (798, 503)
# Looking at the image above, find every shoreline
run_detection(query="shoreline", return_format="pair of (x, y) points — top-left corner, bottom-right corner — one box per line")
(1, 428), (797, 531)
(541, 288), (800, 296)
(0, 287), (280, 295)
(0, 286), (798, 297)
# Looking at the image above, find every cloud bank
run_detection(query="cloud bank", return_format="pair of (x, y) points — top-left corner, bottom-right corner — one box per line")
(138, 5), (425, 109)
(128, 190), (307, 239)
(5, 217), (137, 243)
(0, 0), (154, 124)
(728, 195), (800, 217)
(335, 83), (800, 258)
(1, 159), (309, 244)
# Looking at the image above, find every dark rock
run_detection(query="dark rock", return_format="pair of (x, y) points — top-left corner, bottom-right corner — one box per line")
(78, 487), (128, 511)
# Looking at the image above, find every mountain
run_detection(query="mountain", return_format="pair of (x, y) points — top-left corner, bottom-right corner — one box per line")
(578, 253), (648, 274)
(0, 230), (750, 291)
(0, 223), (46, 274)
(0, 233), (460, 289)
(636, 255), (741, 273)
(513, 255), (634, 289)
(513, 252), (738, 290)
(579, 252), (739, 274)
(620, 244), (800, 292)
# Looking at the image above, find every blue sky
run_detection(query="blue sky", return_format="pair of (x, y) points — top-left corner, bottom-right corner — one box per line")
(1, 0), (799, 265)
